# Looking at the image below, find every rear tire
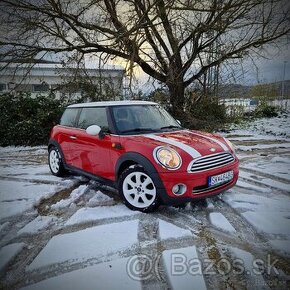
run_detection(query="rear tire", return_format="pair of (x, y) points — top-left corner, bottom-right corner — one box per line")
(118, 166), (159, 212)
(48, 147), (66, 177)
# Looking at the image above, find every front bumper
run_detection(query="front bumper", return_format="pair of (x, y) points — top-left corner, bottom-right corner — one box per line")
(153, 159), (239, 205)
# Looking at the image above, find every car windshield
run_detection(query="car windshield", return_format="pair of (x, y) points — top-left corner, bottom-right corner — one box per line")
(112, 104), (182, 134)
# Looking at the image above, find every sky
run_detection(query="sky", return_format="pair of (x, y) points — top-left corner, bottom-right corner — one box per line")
(110, 44), (290, 90)
(237, 45), (290, 85)
(21, 40), (290, 92)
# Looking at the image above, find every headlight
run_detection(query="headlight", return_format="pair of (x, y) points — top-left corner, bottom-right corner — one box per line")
(223, 138), (235, 152)
(153, 146), (182, 170)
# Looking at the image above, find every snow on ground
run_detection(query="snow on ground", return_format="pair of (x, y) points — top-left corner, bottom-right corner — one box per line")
(21, 257), (142, 290)
(269, 240), (290, 257)
(0, 164), (73, 184)
(226, 113), (290, 138)
(0, 180), (65, 221)
(242, 211), (290, 236)
(209, 212), (236, 233)
(237, 143), (290, 151)
(0, 222), (10, 232)
(158, 219), (192, 240)
(50, 185), (88, 210)
(162, 246), (207, 290)
(235, 179), (272, 193)
(0, 146), (46, 154)
(1, 113), (290, 289)
(86, 190), (114, 206)
(17, 216), (58, 236)
(240, 156), (290, 182)
(229, 247), (271, 289)
(65, 204), (139, 226)
(27, 220), (139, 271)
(239, 170), (290, 192)
(0, 243), (26, 272)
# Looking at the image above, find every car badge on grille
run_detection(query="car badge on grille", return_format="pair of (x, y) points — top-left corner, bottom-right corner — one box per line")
(210, 148), (216, 152)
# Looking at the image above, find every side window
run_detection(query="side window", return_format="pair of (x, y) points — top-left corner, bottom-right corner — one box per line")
(77, 107), (109, 131)
(60, 108), (79, 127)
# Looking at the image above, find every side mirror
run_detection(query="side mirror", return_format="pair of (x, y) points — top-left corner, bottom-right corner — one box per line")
(176, 119), (181, 125)
(86, 125), (105, 139)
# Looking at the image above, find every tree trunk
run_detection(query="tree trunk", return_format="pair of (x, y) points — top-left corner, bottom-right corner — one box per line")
(167, 79), (185, 120)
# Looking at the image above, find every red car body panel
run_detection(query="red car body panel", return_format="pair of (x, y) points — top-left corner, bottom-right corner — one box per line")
(50, 124), (239, 202)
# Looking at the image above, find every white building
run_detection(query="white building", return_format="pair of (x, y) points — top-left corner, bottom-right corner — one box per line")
(0, 63), (125, 99)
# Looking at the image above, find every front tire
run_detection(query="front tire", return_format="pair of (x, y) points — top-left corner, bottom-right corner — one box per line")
(48, 147), (66, 177)
(118, 166), (159, 212)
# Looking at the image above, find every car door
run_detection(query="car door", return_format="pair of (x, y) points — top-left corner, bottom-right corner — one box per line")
(70, 106), (113, 179)
(57, 107), (81, 166)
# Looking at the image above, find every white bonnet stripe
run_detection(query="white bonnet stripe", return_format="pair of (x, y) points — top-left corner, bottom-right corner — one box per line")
(186, 131), (229, 151)
(146, 134), (201, 158)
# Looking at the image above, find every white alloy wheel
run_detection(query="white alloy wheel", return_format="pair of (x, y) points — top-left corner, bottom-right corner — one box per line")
(49, 148), (61, 174)
(122, 171), (157, 209)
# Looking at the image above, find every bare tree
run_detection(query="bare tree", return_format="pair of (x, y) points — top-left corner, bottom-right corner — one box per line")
(0, 0), (289, 117)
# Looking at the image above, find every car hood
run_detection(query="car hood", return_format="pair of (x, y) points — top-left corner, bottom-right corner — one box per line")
(123, 129), (231, 158)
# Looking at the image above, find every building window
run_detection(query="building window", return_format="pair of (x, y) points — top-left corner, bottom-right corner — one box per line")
(0, 83), (6, 91)
(33, 82), (49, 92)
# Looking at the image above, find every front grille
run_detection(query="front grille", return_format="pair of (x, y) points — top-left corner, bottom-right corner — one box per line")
(188, 152), (235, 173)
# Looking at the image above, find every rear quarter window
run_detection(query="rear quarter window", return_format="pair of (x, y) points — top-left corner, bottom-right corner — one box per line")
(60, 108), (79, 127)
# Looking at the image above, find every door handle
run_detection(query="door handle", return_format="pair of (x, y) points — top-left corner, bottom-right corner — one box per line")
(69, 136), (77, 140)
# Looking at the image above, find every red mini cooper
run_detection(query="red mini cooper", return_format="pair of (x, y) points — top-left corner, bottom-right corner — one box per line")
(48, 101), (239, 212)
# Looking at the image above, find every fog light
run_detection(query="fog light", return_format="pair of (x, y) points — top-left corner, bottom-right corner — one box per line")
(172, 184), (187, 195)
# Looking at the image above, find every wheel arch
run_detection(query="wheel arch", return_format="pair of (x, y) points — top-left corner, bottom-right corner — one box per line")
(115, 152), (158, 180)
(48, 139), (66, 162)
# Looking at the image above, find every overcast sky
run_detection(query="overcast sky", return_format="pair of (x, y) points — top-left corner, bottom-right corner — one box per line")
(231, 44), (290, 85)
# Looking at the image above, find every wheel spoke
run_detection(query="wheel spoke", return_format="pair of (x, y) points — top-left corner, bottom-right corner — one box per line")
(144, 188), (155, 196)
(124, 188), (136, 196)
(127, 179), (136, 188)
(142, 177), (151, 187)
(135, 172), (141, 185)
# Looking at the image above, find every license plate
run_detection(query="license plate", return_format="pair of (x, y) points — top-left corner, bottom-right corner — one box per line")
(208, 170), (234, 187)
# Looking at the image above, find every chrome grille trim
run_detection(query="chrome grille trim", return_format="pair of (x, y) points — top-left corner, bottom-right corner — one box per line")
(188, 152), (235, 173)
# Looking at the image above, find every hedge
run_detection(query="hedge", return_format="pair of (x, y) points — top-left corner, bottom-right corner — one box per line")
(0, 93), (65, 146)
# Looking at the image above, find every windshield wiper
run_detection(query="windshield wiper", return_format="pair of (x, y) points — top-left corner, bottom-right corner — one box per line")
(121, 127), (158, 133)
(160, 125), (182, 130)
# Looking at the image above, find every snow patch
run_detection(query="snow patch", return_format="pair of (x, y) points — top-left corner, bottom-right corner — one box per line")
(27, 220), (139, 271)
(21, 257), (141, 290)
(242, 211), (290, 236)
(229, 247), (271, 289)
(86, 190), (114, 207)
(65, 204), (140, 226)
(0, 243), (25, 272)
(51, 185), (88, 210)
(209, 212), (236, 233)
(237, 143), (290, 151)
(0, 222), (10, 233)
(158, 219), (192, 240)
(162, 246), (207, 290)
(0, 180), (62, 221)
(18, 216), (57, 235)
(269, 240), (290, 256)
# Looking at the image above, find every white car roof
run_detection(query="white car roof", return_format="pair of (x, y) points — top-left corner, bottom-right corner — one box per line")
(68, 100), (157, 108)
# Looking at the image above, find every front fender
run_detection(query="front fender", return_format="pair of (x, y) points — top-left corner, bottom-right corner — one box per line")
(115, 152), (158, 178)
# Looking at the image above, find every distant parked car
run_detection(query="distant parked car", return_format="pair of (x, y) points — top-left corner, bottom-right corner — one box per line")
(48, 101), (239, 212)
